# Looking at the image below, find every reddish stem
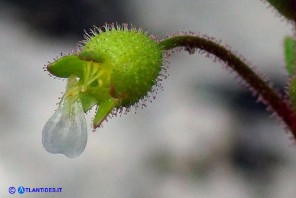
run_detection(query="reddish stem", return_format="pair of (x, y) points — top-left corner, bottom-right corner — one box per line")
(159, 35), (296, 137)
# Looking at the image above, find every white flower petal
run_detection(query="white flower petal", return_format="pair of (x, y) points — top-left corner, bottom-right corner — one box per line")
(42, 96), (87, 158)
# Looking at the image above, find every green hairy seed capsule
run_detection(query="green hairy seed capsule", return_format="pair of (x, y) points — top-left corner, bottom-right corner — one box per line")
(43, 24), (163, 158)
(81, 26), (162, 107)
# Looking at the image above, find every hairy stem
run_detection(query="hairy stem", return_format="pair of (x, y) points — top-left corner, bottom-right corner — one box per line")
(159, 35), (296, 137)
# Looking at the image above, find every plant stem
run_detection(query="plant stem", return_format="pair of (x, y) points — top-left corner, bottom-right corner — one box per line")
(159, 35), (296, 137)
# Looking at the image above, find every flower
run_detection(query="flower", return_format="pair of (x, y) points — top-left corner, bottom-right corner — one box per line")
(43, 24), (163, 157)
(42, 76), (87, 158)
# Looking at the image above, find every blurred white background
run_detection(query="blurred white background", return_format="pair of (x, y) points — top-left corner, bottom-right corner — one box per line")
(1, 0), (296, 197)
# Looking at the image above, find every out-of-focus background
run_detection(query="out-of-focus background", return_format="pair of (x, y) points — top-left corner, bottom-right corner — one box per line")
(1, 0), (296, 197)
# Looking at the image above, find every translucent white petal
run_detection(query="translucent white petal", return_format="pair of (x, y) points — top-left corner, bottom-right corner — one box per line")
(42, 96), (87, 158)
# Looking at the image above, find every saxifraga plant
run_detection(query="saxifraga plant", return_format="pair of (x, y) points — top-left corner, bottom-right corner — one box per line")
(42, 0), (296, 158)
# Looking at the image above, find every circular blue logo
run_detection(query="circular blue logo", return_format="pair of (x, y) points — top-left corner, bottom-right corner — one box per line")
(8, 186), (16, 194)
(18, 186), (25, 194)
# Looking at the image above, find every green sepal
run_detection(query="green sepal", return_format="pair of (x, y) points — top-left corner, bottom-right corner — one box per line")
(79, 92), (97, 112)
(47, 55), (85, 78)
(266, 0), (294, 21)
(284, 36), (296, 75)
(93, 98), (119, 128)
